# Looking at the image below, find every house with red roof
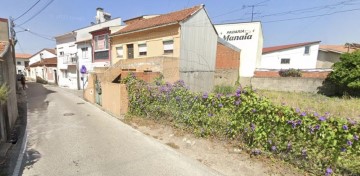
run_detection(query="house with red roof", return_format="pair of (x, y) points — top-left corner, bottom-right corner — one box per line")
(28, 48), (57, 83)
(259, 41), (321, 70)
(317, 44), (358, 68)
(109, 4), (223, 92)
(15, 53), (31, 75)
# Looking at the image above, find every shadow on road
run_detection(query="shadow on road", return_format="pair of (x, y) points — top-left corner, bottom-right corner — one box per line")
(26, 82), (56, 113)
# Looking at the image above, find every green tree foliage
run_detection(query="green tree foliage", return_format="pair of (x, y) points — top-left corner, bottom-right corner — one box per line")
(328, 50), (360, 96)
(0, 84), (9, 103)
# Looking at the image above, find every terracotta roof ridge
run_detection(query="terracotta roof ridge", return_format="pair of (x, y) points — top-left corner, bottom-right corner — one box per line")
(263, 41), (321, 54)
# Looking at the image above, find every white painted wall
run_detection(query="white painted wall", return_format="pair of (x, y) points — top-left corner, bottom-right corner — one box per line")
(16, 58), (29, 75)
(215, 22), (263, 77)
(259, 44), (320, 69)
(29, 50), (56, 65)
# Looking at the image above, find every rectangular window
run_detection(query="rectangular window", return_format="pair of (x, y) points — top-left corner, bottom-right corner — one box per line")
(59, 51), (64, 56)
(18, 70), (22, 74)
(63, 70), (68, 78)
(81, 47), (88, 59)
(95, 34), (109, 51)
(94, 51), (109, 60)
(24, 61), (29, 67)
(17, 61), (21, 65)
(138, 43), (147, 56)
(304, 46), (310, 55)
(163, 40), (174, 54)
(116, 46), (123, 58)
(281, 58), (290, 64)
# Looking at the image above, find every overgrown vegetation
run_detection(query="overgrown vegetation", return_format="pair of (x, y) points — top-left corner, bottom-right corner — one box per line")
(213, 85), (236, 95)
(124, 74), (360, 175)
(36, 76), (48, 84)
(258, 90), (360, 120)
(327, 50), (360, 96)
(279, 68), (302, 77)
(0, 84), (9, 103)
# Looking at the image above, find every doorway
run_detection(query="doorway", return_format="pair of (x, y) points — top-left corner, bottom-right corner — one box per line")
(127, 44), (134, 59)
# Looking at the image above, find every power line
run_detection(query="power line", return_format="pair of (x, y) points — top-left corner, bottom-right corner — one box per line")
(17, 26), (55, 41)
(262, 8), (360, 23)
(14, 0), (41, 21)
(17, 0), (55, 26)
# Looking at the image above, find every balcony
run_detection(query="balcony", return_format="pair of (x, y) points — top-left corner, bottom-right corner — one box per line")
(63, 55), (78, 65)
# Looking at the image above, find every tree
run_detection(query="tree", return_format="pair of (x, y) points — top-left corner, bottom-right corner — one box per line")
(327, 50), (360, 96)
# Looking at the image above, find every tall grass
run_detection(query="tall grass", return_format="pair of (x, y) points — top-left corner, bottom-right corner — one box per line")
(0, 84), (9, 103)
(258, 90), (360, 120)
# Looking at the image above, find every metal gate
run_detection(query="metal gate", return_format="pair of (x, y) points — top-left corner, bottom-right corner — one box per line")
(95, 79), (102, 106)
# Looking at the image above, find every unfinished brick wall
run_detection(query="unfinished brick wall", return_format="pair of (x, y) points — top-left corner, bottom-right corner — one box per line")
(215, 42), (240, 86)
(254, 71), (331, 78)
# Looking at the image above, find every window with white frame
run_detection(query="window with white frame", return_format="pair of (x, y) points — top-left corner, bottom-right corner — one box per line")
(59, 51), (64, 57)
(304, 46), (310, 55)
(62, 70), (68, 78)
(138, 43), (147, 56)
(281, 58), (290, 64)
(94, 34), (109, 51)
(116, 46), (123, 58)
(81, 47), (88, 59)
(163, 40), (174, 54)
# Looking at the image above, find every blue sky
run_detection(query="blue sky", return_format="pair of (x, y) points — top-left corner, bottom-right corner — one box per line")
(1, 0), (359, 54)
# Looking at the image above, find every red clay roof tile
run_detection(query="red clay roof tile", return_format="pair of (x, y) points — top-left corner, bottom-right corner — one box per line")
(263, 41), (321, 54)
(112, 5), (203, 35)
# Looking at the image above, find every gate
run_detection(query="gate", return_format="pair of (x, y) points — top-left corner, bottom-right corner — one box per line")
(95, 78), (102, 106)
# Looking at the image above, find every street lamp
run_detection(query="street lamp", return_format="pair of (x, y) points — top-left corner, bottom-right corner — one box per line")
(15, 29), (30, 33)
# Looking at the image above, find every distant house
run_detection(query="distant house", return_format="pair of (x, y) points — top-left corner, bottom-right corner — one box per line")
(110, 4), (220, 92)
(0, 17), (18, 143)
(259, 41), (321, 70)
(29, 57), (57, 84)
(317, 45), (358, 68)
(15, 53), (31, 75)
(55, 8), (122, 90)
(28, 48), (57, 81)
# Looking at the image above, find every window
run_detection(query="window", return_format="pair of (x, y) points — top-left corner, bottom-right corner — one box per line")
(281, 58), (290, 64)
(138, 43), (147, 56)
(116, 46), (123, 58)
(81, 47), (88, 59)
(59, 51), (64, 56)
(18, 70), (22, 74)
(17, 61), (21, 65)
(62, 70), (68, 78)
(24, 61), (29, 67)
(94, 34), (109, 51)
(304, 46), (310, 55)
(163, 40), (174, 54)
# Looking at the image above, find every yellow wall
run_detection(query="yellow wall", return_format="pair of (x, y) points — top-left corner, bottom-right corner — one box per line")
(111, 24), (181, 64)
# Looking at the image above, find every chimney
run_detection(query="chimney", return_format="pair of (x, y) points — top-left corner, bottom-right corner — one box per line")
(95, 7), (111, 24)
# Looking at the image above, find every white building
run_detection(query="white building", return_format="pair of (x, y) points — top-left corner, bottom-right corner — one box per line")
(259, 41), (320, 70)
(215, 22), (263, 80)
(28, 48), (57, 80)
(55, 8), (122, 90)
(15, 53), (31, 75)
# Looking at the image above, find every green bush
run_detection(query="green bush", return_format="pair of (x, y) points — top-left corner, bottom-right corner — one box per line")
(213, 85), (236, 95)
(327, 50), (360, 96)
(0, 84), (9, 103)
(125, 76), (360, 175)
(279, 69), (302, 77)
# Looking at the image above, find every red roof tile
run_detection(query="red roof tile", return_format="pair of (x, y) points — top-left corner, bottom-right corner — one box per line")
(263, 41), (321, 54)
(16, 53), (32, 59)
(112, 5), (203, 35)
(30, 57), (57, 67)
(319, 45), (357, 53)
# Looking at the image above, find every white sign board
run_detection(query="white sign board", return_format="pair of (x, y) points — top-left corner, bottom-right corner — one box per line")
(215, 22), (263, 77)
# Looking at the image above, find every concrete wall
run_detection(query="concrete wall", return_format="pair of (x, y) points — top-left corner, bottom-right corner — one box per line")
(111, 24), (181, 64)
(180, 8), (217, 92)
(215, 42), (240, 86)
(251, 77), (326, 93)
(111, 56), (180, 83)
(84, 73), (96, 104)
(254, 70), (331, 79)
(317, 50), (341, 68)
(260, 44), (319, 69)
(215, 22), (263, 77)
(101, 83), (128, 117)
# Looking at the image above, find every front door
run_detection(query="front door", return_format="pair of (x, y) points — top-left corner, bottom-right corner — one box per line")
(127, 44), (134, 59)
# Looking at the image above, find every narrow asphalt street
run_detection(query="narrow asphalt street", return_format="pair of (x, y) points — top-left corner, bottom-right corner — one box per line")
(21, 82), (220, 176)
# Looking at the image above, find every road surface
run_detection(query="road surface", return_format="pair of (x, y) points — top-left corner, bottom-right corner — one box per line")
(21, 82), (220, 176)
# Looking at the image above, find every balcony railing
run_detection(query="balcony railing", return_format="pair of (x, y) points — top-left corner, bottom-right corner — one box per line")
(63, 55), (78, 65)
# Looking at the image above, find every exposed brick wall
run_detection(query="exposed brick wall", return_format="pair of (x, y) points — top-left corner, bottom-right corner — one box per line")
(254, 71), (331, 78)
(214, 42), (240, 86)
(215, 43), (240, 69)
